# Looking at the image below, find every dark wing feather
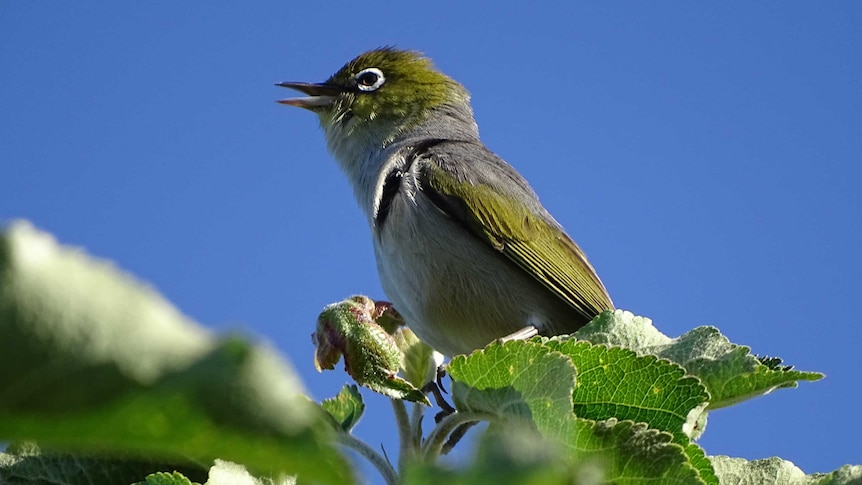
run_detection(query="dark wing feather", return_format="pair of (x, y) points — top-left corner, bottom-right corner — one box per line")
(412, 140), (613, 320)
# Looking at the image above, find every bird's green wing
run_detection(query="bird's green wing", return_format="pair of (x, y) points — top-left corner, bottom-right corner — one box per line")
(414, 141), (613, 320)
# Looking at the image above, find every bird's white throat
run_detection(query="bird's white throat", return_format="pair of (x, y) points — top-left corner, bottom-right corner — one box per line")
(322, 116), (405, 226)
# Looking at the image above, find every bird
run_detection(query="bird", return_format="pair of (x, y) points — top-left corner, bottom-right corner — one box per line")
(278, 47), (613, 357)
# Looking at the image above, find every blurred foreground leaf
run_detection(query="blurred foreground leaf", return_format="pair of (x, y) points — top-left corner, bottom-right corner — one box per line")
(0, 221), (350, 484)
(406, 422), (602, 485)
(0, 442), (206, 485)
(134, 471), (196, 485)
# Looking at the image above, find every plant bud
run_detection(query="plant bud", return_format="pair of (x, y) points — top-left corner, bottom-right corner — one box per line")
(313, 296), (428, 404)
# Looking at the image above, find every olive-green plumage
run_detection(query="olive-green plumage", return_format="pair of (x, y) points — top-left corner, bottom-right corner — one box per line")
(325, 49), (455, 123)
(279, 48), (613, 356)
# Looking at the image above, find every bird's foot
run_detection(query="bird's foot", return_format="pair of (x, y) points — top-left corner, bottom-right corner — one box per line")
(499, 325), (539, 343)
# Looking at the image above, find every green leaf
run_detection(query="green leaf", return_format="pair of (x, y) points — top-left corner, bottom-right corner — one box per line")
(392, 326), (440, 389)
(0, 221), (350, 484)
(448, 340), (576, 422)
(710, 456), (862, 485)
(321, 384), (365, 432)
(685, 443), (719, 485)
(448, 341), (704, 483)
(555, 418), (704, 484)
(539, 339), (719, 484)
(576, 310), (823, 409)
(541, 339), (708, 440)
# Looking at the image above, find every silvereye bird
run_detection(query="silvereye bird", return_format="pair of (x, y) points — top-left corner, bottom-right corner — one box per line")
(278, 47), (613, 356)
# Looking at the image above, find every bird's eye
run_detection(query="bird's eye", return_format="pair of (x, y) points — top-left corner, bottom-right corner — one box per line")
(354, 67), (385, 92)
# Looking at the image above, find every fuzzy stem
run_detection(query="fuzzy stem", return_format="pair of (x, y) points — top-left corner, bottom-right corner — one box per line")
(337, 432), (398, 485)
(422, 411), (489, 461)
(391, 398), (412, 474)
(409, 401), (425, 448)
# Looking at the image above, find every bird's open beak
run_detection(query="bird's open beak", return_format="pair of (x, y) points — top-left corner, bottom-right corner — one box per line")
(276, 82), (341, 110)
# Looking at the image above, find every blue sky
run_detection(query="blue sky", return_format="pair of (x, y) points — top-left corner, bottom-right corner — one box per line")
(2, 1), (861, 479)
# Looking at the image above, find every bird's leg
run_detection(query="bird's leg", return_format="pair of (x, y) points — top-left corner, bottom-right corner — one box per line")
(422, 326), (540, 446)
(427, 326), (539, 420)
(441, 421), (479, 455)
(499, 325), (539, 343)
(422, 367), (477, 454)
(435, 364), (448, 394)
(422, 378), (455, 422)
(433, 328), (538, 454)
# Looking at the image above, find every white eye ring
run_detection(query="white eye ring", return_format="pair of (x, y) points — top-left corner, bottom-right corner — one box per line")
(354, 67), (386, 92)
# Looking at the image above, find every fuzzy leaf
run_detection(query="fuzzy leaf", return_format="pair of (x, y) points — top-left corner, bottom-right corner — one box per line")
(321, 384), (365, 432)
(392, 326), (441, 389)
(710, 456), (862, 485)
(542, 339), (709, 440)
(448, 341), (705, 483)
(576, 310), (823, 409)
(539, 339), (719, 484)
(448, 341), (575, 422)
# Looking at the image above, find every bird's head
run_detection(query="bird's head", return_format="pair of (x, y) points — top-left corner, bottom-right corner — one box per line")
(278, 48), (472, 156)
